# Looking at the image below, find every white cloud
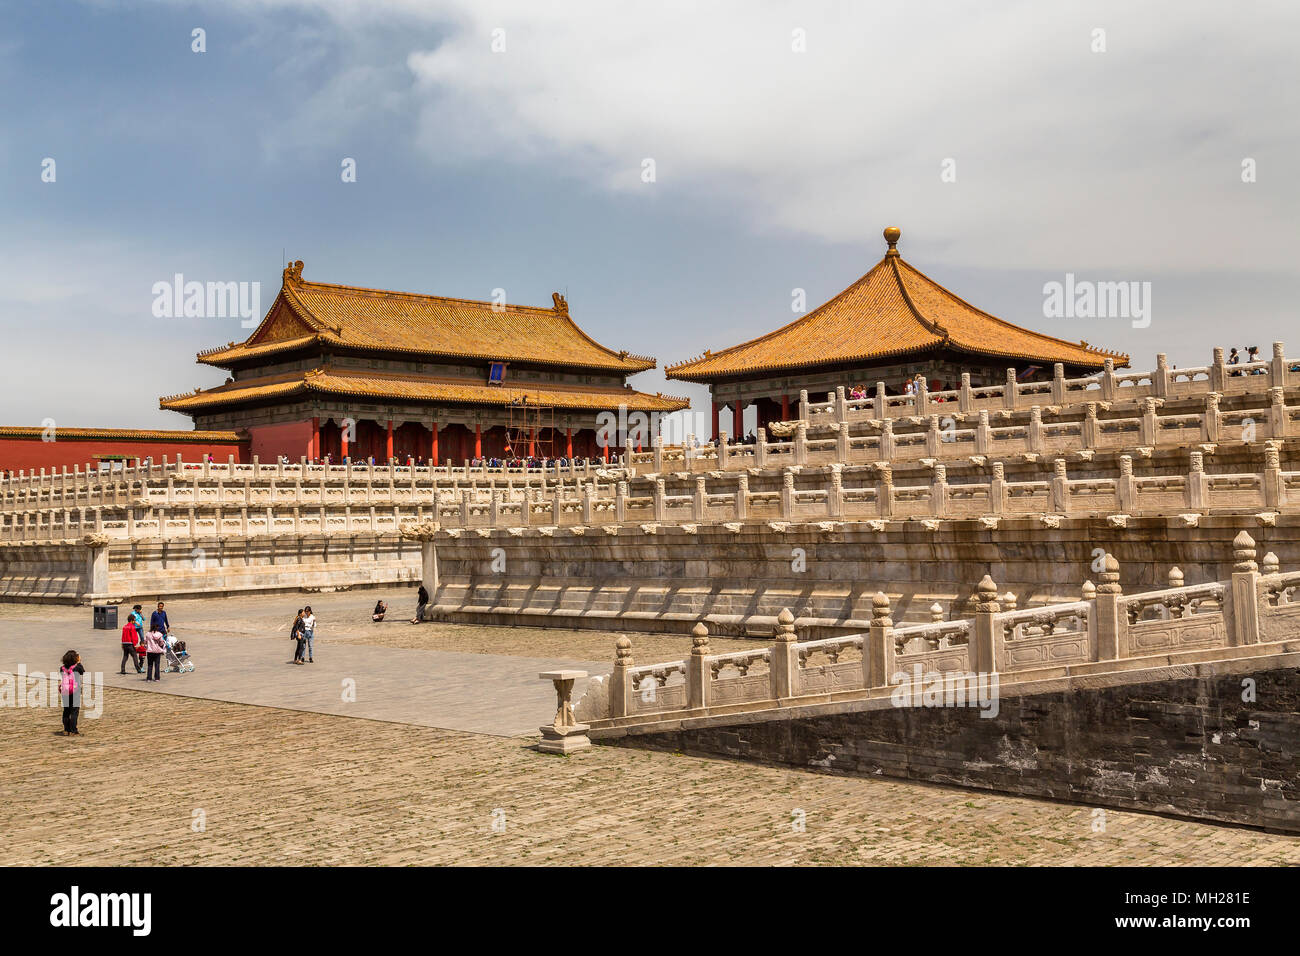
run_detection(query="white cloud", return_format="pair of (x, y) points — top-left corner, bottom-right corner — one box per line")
(393, 0), (1300, 271)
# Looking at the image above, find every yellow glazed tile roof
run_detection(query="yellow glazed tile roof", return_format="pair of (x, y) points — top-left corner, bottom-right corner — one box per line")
(161, 367), (691, 414)
(0, 426), (243, 442)
(197, 262), (657, 373)
(665, 229), (1128, 382)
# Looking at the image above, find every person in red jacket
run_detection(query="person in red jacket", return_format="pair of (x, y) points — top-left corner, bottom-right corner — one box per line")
(120, 620), (143, 675)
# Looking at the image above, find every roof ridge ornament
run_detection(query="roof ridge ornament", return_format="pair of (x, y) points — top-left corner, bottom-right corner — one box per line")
(552, 292), (568, 314)
(883, 226), (901, 257)
(283, 259), (304, 284)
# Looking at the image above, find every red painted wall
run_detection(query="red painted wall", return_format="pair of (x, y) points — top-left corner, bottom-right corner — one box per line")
(246, 420), (315, 463)
(0, 436), (248, 474)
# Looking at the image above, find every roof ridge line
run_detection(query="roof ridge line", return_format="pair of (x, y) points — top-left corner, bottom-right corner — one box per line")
(889, 255), (949, 339)
(893, 258), (1131, 364)
(294, 277), (557, 315)
(665, 257), (896, 375)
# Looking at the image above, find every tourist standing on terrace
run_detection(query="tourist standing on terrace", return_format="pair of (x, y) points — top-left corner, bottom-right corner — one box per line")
(302, 607), (316, 663)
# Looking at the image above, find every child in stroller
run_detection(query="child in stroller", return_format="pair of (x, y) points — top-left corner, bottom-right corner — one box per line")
(163, 634), (195, 673)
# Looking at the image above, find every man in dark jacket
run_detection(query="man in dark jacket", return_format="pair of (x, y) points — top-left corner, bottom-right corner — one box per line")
(149, 601), (170, 637)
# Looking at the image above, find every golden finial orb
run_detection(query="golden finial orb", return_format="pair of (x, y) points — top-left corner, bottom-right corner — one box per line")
(884, 226), (901, 246)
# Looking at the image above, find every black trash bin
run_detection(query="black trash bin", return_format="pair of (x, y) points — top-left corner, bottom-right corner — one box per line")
(93, 605), (118, 630)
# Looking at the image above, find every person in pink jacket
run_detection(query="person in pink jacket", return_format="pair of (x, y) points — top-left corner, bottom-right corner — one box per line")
(143, 630), (167, 682)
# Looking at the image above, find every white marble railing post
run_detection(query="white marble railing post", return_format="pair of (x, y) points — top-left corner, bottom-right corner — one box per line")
(693, 478), (706, 521)
(780, 470), (794, 519)
(734, 474), (748, 520)
(1004, 368), (1019, 410)
(1186, 451), (1208, 510)
(1230, 531), (1260, 646)
(686, 622), (710, 710)
(1051, 459), (1069, 512)
(958, 373), (972, 413)
(769, 608), (798, 700)
(989, 462), (1005, 514)
(874, 382), (886, 419)
(1051, 363), (1066, 403)
(877, 464), (894, 517)
(1269, 387), (1288, 440)
(795, 422), (808, 465)
(1094, 554), (1124, 660)
(971, 575), (1001, 672)
(798, 388), (809, 421)
(1271, 341), (1287, 388)
(828, 464), (843, 518)
(1263, 444), (1284, 509)
(1140, 398), (1160, 446)
(1203, 392), (1221, 442)
(1028, 406), (1043, 453)
(864, 592), (894, 688)
(879, 419), (895, 461)
(610, 637), (633, 718)
(1117, 455), (1136, 511)
(930, 464), (948, 516)
(755, 428), (767, 468)
(1210, 347), (1227, 392)
(1154, 352), (1170, 398)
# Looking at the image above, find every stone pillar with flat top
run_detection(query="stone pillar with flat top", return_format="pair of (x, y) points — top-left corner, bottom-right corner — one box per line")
(537, 670), (591, 753)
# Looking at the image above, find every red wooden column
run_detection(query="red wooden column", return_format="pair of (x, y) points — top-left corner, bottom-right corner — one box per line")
(565, 427), (573, 458)
(474, 423), (482, 459)
(430, 422), (439, 465)
(710, 401), (720, 440)
(602, 442), (609, 462)
(340, 420), (350, 460)
(781, 394), (790, 421)
(385, 420), (394, 461)
(734, 400), (743, 438)
(311, 416), (320, 460)
(528, 427), (536, 457)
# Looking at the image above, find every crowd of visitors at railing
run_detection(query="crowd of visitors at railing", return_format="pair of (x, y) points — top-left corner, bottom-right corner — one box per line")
(1227, 346), (1268, 376)
(847, 373), (959, 402)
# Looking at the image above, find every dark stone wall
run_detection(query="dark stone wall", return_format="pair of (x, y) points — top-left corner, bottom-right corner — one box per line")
(603, 666), (1300, 832)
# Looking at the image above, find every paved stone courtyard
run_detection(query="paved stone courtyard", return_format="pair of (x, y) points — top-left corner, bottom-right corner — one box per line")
(2, 593), (1298, 865)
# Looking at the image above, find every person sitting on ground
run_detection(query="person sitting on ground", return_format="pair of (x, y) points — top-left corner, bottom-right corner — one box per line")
(372, 600), (387, 623)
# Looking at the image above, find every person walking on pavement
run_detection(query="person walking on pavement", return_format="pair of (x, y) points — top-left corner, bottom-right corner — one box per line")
(119, 618), (143, 674)
(302, 606), (316, 663)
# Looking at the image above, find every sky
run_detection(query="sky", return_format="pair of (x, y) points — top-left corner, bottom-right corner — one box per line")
(2, 0), (1297, 433)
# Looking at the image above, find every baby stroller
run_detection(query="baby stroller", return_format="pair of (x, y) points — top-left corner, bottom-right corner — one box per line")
(163, 634), (195, 674)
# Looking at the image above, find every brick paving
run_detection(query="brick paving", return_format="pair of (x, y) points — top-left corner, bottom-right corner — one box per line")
(3, 685), (1297, 866)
